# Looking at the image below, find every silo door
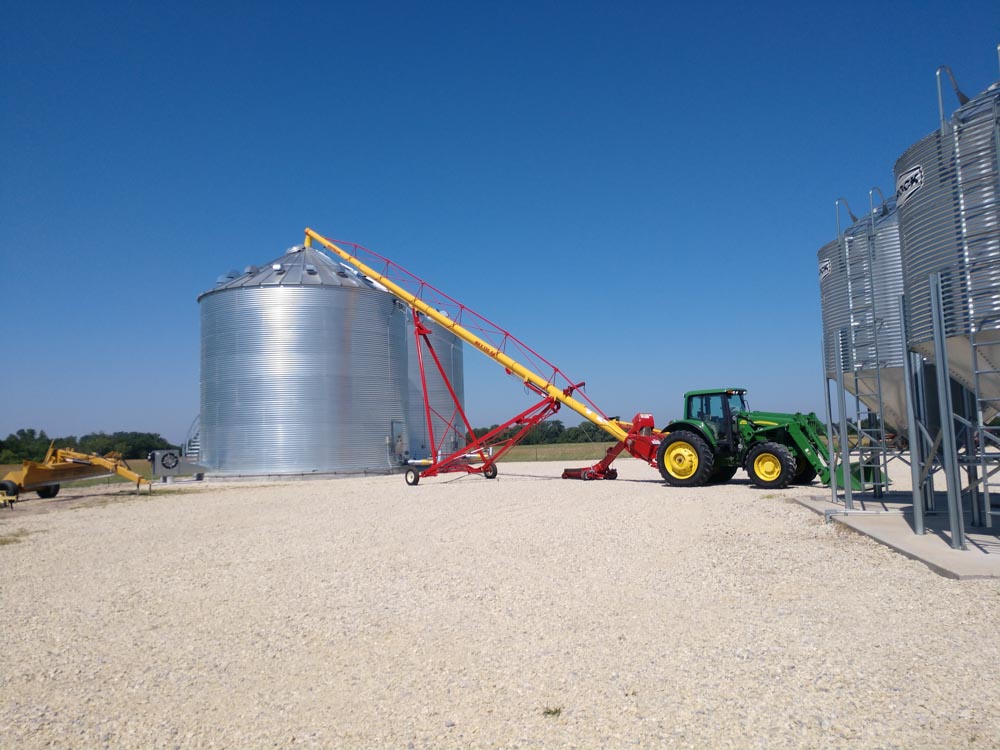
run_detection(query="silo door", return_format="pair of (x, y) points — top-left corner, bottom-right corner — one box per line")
(391, 420), (407, 464)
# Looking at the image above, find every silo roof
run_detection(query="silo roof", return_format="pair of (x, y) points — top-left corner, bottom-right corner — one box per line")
(198, 245), (383, 301)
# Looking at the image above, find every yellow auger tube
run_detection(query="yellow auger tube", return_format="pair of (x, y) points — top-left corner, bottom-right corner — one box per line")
(304, 229), (630, 443)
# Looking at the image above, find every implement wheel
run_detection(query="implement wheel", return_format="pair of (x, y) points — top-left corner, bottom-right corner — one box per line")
(36, 484), (60, 499)
(404, 468), (420, 486)
(745, 442), (795, 489)
(656, 430), (714, 487)
(1, 480), (18, 508)
(483, 464), (498, 480)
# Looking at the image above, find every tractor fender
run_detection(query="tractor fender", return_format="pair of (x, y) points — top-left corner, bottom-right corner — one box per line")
(661, 420), (717, 449)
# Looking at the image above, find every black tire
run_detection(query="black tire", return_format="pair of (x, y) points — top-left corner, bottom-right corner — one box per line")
(792, 458), (818, 485)
(404, 468), (420, 486)
(483, 464), (498, 479)
(1, 479), (18, 506)
(745, 442), (795, 489)
(657, 430), (715, 487)
(36, 484), (60, 499)
(708, 465), (738, 484)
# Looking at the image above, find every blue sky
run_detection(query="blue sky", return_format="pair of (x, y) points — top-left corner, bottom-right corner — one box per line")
(3, 1), (999, 444)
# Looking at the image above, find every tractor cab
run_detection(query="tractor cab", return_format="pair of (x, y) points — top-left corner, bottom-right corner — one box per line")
(683, 388), (748, 450)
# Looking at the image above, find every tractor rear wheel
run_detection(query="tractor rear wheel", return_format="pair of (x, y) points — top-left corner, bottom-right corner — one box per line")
(657, 430), (714, 487)
(36, 484), (60, 499)
(792, 458), (818, 485)
(745, 442), (795, 489)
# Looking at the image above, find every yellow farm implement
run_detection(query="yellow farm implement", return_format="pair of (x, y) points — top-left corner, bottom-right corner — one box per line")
(1, 444), (150, 507)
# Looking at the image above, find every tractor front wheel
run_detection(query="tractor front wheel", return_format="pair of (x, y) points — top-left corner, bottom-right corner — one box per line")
(657, 431), (715, 487)
(36, 484), (60, 499)
(745, 442), (795, 489)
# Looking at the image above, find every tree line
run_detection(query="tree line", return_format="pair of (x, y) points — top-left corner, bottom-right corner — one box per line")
(0, 428), (175, 464)
(470, 419), (615, 445)
(2, 419), (613, 464)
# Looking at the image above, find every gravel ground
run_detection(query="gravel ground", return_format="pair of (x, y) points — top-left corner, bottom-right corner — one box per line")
(1, 459), (998, 749)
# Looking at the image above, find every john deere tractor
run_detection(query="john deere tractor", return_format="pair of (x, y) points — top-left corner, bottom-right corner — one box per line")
(656, 388), (830, 489)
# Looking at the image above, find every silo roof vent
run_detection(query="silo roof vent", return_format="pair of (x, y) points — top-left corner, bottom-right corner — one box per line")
(198, 245), (386, 300)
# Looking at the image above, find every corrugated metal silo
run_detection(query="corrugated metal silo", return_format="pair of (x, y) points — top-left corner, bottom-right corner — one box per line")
(895, 80), (1000, 407)
(818, 237), (849, 375)
(818, 204), (907, 430)
(405, 314), (465, 461)
(198, 245), (409, 475)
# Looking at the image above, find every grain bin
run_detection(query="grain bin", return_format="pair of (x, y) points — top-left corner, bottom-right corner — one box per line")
(198, 245), (409, 475)
(405, 314), (465, 461)
(818, 203), (907, 431)
(896, 80), (1000, 407)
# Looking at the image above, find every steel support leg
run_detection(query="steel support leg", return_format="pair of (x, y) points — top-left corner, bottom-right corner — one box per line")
(900, 296), (925, 536)
(835, 336), (854, 510)
(930, 273), (966, 550)
(822, 343), (839, 504)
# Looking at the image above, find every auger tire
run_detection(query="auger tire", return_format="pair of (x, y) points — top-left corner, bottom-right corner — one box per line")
(404, 468), (420, 486)
(746, 442), (795, 489)
(657, 430), (714, 487)
(483, 464), (498, 480)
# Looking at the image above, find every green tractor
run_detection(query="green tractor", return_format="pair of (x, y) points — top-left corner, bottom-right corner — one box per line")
(656, 388), (831, 489)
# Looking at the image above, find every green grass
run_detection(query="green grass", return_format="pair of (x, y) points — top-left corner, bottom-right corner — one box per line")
(500, 442), (618, 462)
(0, 529), (31, 546)
(542, 706), (563, 717)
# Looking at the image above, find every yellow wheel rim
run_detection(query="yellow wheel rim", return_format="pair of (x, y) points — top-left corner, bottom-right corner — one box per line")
(664, 441), (699, 479)
(753, 452), (782, 482)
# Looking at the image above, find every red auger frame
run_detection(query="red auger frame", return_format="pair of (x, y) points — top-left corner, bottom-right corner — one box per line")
(403, 308), (571, 485)
(304, 229), (666, 484)
(561, 413), (660, 480)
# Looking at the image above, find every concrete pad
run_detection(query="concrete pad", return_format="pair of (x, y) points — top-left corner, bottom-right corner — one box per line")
(795, 493), (1000, 579)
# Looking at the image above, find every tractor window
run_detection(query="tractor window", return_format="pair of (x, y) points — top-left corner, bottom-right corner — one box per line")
(689, 394), (725, 422)
(686, 392), (747, 421)
(727, 392), (748, 414)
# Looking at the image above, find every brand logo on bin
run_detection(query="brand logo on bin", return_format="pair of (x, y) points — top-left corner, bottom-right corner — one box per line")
(818, 258), (832, 281)
(895, 165), (923, 208)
